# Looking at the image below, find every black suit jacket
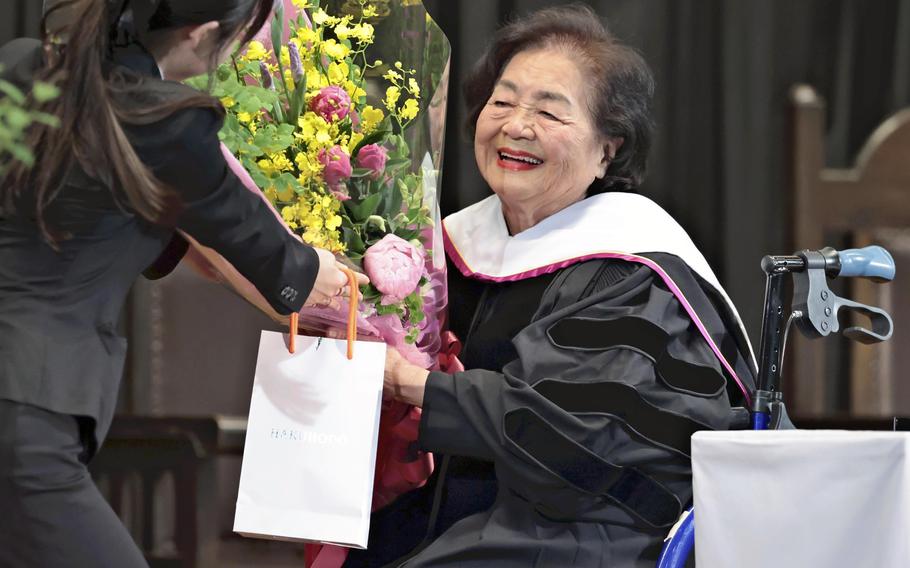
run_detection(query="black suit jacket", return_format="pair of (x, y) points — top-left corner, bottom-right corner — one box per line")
(0, 39), (318, 445)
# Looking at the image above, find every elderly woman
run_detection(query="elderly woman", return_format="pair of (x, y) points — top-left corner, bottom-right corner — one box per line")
(346, 5), (756, 567)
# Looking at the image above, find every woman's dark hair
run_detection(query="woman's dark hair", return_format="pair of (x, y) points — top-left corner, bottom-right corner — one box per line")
(2, 0), (273, 244)
(463, 3), (655, 193)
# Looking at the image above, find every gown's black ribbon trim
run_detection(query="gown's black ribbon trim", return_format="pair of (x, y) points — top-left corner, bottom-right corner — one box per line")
(503, 407), (682, 528)
(546, 315), (726, 398)
(532, 378), (708, 457)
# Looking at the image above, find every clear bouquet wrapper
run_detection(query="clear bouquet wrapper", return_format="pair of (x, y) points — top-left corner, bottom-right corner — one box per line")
(202, 0), (452, 541)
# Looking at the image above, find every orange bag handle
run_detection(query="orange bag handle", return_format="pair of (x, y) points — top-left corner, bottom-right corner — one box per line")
(342, 267), (358, 360)
(288, 268), (359, 360)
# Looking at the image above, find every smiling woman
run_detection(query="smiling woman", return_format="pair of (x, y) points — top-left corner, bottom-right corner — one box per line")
(474, 48), (620, 234)
(353, 4), (757, 568)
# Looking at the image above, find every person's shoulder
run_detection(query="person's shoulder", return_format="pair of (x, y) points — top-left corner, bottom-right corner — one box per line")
(587, 191), (680, 225)
(572, 257), (647, 289)
(126, 75), (223, 122)
(124, 91), (224, 154)
(0, 38), (44, 88)
(162, 101), (224, 142)
(0, 37), (42, 60)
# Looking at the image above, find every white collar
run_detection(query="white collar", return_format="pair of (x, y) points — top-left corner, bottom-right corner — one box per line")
(443, 192), (719, 285)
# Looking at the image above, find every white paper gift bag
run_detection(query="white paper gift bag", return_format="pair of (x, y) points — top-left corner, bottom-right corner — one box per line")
(233, 329), (386, 548)
(692, 430), (910, 568)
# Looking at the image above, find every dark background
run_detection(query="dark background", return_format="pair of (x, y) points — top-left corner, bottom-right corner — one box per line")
(4, 0), (910, 402)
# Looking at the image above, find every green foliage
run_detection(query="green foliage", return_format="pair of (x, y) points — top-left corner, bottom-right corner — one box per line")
(0, 68), (60, 175)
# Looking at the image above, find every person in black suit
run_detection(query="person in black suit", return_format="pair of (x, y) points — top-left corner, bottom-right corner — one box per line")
(0, 1), (367, 566)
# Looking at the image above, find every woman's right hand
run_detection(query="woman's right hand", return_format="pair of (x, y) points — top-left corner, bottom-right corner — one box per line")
(304, 247), (369, 310)
(383, 347), (429, 407)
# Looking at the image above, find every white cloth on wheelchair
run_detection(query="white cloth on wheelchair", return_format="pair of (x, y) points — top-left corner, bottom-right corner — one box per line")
(692, 430), (910, 568)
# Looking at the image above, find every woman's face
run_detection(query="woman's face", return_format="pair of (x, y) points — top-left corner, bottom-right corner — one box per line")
(474, 48), (616, 217)
(154, 22), (238, 81)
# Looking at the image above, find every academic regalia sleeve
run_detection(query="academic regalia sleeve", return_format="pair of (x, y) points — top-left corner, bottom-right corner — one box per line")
(129, 107), (318, 314)
(418, 259), (737, 527)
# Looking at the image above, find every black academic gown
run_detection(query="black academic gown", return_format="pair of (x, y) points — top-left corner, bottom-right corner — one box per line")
(350, 248), (754, 567)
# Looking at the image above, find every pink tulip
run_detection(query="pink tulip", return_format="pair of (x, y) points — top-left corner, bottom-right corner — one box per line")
(363, 234), (425, 304)
(310, 85), (352, 123)
(355, 144), (388, 179)
(318, 145), (352, 198)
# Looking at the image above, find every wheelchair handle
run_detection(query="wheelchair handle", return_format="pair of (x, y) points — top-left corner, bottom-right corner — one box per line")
(836, 245), (895, 282)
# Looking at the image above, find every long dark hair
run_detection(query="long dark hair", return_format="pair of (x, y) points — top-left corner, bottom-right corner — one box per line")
(2, 0), (273, 243)
(463, 4), (655, 193)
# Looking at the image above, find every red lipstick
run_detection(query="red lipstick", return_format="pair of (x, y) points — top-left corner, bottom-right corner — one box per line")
(496, 147), (543, 171)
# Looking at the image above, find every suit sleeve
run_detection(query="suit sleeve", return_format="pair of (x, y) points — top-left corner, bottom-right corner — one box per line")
(418, 261), (736, 526)
(0, 38), (42, 89)
(129, 107), (318, 314)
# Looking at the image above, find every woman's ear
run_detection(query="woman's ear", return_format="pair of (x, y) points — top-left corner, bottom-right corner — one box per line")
(186, 21), (221, 50)
(597, 137), (624, 178)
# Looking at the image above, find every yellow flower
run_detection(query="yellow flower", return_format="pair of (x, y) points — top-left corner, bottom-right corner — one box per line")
(344, 80), (366, 101)
(347, 131), (364, 153)
(280, 46), (290, 68)
(270, 153), (294, 172)
(360, 105), (384, 133)
(284, 69), (296, 92)
(237, 111), (253, 124)
(280, 192), (345, 253)
(320, 39), (350, 61)
(408, 78), (420, 97)
(297, 112), (334, 148)
(325, 214), (342, 231)
(400, 98), (420, 121)
(220, 96), (236, 109)
(350, 23), (375, 45)
(292, 0), (309, 9)
(296, 27), (318, 47)
(362, 5), (378, 18)
(243, 41), (269, 62)
(385, 86), (401, 112)
(258, 158), (275, 175)
(383, 69), (402, 82)
(295, 151), (323, 179)
(277, 185), (295, 202)
(334, 22), (352, 41)
(327, 61), (349, 85)
(306, 66), (328, 90)
(312, 9), (338, 26)
(281, 203), (299, 228)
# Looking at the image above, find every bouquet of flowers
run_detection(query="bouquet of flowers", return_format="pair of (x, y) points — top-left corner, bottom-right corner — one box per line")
(192, 0), (450, 369)
(192, 3), (451, 544)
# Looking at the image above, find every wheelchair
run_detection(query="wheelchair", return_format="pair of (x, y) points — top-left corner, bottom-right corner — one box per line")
(656, 245), (896, 567)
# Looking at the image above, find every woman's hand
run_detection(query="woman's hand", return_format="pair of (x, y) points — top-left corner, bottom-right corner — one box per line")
(384, 347), (430, 407)
(304, 247), (369, 310)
